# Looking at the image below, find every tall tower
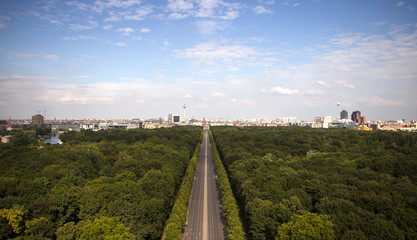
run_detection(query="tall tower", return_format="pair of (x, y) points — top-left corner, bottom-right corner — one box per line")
(32, 114), (44, 126)
(183, 104), (186, 122)
(340, 110), (348, 120)
(351, 110), (361, 124)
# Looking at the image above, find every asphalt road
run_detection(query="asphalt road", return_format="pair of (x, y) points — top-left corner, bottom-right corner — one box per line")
(183, 130), (226, 240)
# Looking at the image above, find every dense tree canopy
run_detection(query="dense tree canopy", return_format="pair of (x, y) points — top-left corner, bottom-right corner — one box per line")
(212, 126), (417, 240)
(276, 211), (334, 240)
(0, 127), (201, 239)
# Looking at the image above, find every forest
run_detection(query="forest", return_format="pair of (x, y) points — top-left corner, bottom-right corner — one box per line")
(211, 126), (417, 240)
(0, 127), (202, 239)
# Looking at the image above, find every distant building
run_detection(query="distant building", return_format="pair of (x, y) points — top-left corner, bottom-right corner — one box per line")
(51, 124), (81, 131)
(351, 111), (361, 124)
(354, 125), (372, 131)
(0, 120), (8, 130)
(168, 114), (172, 122)
(370, 124), (380, 130)
(361, 116), (367, 124)
(173, 116), (180, 123)
(340, 110), (348, 119)
(329, 119), (356, 129)
(276, 117), (297, 124)
(311, 116), (332, 128)
(32, 114), (44, 126)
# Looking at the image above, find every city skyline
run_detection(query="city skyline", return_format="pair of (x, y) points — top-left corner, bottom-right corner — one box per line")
(1, 0), (417, 121)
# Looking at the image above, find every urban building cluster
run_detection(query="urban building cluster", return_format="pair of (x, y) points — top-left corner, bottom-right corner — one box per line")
(1, 109), (416, 144)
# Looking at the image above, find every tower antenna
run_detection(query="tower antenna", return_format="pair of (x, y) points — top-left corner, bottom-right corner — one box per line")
(183, 103), (186, 123)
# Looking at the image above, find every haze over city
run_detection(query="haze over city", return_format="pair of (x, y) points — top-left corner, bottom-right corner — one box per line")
(1, 0), (417, 121)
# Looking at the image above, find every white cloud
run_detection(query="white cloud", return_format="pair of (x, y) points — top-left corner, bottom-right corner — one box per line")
(124, 5), (154, 20)
(94, 0), (143, 12)
(43, 54), (59, 60)
(140, 28), (151, 33)
(104, 12), (121, 22)
(62, 35), (98, 40)
(13, 53), (39, 57)
(211, 92), (225, 97)
(0, 15), (11, 29)
(317, 81), (327, 86)
(174, 42), (259, 66)
(69, 21), (98, 31)
(185, 94), (193, 98)
(301, 96), (330, 107)
(253, 5), (273, 14)
(168, 12), (189, 19)
(66, 1), (90, 10)
(316, 78), (355, 90)
(82, 54), (98, 59)
(370, 96), (405, 106)
(166, 0), (242, 20)
(0, 75), (60, 81)
(195, 20), (229, 35)
(283, 0), (300, 7)
(306, 89), (323, 95)
(117, 27), (135, 35)
(74, 75), (93, 79)
(336, 80), (355, 89)
(102, 24), (113, 29)
(270, 87), (298, 95)
(167, 0), (194, 12)
(230, 98), (257, 107)
(115, 42), (127, 46)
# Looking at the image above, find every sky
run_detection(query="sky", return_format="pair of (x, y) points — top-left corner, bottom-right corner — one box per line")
(1, 0), (417, 121)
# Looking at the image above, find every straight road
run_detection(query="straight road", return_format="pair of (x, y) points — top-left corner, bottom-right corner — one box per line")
(183, 129), (226, 240)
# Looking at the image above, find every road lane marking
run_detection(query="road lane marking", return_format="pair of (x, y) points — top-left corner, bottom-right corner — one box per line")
(202, 132), (208, 240)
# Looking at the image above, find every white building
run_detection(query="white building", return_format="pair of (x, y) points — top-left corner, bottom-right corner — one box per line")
(311, 116), (332, 128)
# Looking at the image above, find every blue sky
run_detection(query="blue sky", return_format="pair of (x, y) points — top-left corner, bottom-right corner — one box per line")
(1, 0), (417, 121)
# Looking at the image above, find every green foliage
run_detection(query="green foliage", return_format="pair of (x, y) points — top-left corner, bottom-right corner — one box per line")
(163, 143), (200, 240)
(276, 211), (334, 240)
(55, 222), (77, 240)
(76, 216), (134, 240)
(0, 127), (201, 240)
(211, 126), (417, 240)
(0, 208), (24, 234)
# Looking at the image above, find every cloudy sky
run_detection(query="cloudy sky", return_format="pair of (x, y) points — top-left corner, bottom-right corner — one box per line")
(1, 0), (417, 121)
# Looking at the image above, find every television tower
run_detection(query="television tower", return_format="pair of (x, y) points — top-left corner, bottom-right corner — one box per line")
(183, 103), (186, 123)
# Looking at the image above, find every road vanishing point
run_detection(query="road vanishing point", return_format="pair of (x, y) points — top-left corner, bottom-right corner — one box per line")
(183, 129), (226, 240)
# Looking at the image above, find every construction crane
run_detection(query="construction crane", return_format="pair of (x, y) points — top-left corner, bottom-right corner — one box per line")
(37, 110), (47, 120)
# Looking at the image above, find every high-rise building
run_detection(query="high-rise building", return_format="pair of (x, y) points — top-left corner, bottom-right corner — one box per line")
(361, 116), (367, 124)
(168, 114), (172, 122)
(340, 110), (348, 120)
(32, 114), (44, 126)
(351, 110), (361, 124)
(173, 116), (180, 123)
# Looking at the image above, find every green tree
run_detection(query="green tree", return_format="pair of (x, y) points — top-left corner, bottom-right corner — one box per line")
(56, 222), (77, 240)
(76, 216), (134, 240)
(0, 208), (24, 234)
(276, 211), (334, 240)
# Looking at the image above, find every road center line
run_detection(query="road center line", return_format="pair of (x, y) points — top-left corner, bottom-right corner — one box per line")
(202, 132), (208, 240)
